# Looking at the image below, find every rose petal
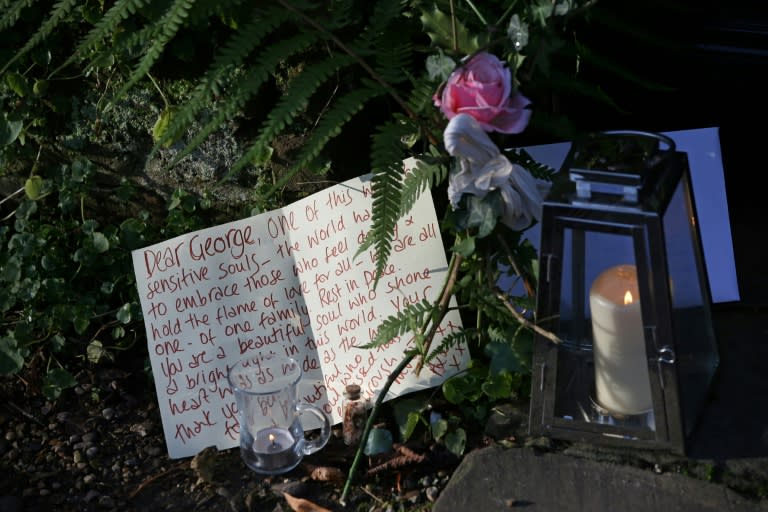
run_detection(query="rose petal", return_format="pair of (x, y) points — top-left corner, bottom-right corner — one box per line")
(488, 93), (532, 134)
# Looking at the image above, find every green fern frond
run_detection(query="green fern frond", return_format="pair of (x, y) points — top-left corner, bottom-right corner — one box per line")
(49, 0), (148, 77)
(153, 6), (291, 151)
(110, 0), (197, 104)
(425, 329), (470, 364)
(356, 119), (412, 286)
(0, 0), (36, 32)
(373, 39), (413, 85)
(399, 157), (448, 217)
(505, 148), (557, 180)
(235, 53), (357, 170)
(172, 31), (320, 168)
(259, 84), (385, 191)
(360, 299), (436, 350)
(0, 0), (79, 74)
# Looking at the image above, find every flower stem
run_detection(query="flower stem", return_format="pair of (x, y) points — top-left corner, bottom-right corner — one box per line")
(340, 244), (463, 505)
(339, 351), (416, 506)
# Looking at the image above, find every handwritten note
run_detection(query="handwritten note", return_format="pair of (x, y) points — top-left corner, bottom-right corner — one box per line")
(132, 166), (468, 458)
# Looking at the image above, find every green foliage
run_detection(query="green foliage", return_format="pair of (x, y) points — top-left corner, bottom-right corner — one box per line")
(0, 1), (661, 476)
(0, 153), (213, 389)
(391, 392), (468, 457)
(357, 120), (414, 285)
(0, 0), (78, 75)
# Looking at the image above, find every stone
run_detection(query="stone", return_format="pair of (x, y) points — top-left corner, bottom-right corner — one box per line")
(433, 446), (768, 512)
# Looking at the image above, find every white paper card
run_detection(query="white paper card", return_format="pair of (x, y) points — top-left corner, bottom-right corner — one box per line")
(132, 166), (468, 458)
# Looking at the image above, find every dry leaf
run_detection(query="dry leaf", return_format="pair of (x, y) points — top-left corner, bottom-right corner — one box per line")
(309, 465), (345, 484)
(190, 446), (223, 485)
(283, 492), (333, 512)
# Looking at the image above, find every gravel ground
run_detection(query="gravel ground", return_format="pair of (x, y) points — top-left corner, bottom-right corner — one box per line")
(0, 357), (472, 512)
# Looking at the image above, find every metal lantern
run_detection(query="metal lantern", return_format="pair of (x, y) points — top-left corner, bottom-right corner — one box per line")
(528, 130), (720, 454)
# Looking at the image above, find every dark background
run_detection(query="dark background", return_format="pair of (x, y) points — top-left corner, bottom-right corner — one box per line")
(558, 0), (768, 306)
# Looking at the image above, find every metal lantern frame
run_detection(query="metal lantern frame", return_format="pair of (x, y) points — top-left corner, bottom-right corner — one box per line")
(528, 130), (720, 454)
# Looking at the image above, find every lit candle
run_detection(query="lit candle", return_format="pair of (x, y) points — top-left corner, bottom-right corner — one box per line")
(249, 427), (299, 471)
(589, 264), (652, 416)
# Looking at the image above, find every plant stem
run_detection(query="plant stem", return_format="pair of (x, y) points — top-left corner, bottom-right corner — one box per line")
(339, 351), (416, 506)
(0, 187), (24, 207)
(464, 0), (488, 26)
(494, 290), (562, 344)
(340, 244), (463, 504)
(414, 250), (463, 374)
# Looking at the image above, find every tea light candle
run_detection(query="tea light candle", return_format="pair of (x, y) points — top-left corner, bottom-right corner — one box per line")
(250, 427), (297, 470)
(589, 264), (652, 416)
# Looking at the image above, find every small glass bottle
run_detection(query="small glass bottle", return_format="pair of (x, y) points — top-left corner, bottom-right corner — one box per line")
(342, 384), (367, 446)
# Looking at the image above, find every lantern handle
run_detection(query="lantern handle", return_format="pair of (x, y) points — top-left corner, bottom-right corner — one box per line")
(601, 130), (676, 152)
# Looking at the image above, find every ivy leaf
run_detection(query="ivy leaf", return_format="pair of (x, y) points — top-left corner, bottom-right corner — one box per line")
(33, 79), (49, 96)
(392, 396), (426, 442)
(152, 107), (180, 147)
(426, 52), (455, 81)
(431, 418), (448, 441)
(116, 303), (132, 324)
(42, 367), (77, 400)
(49, 334), (66, 352)
(5, 72), (31, 97)
(453, 236), (475, 258)
(0, 336), (24, 375)
(465, 195), (499, 238)
(420, 5), (482, 55)
(73, 312), (90, 335)
(484, 340), (525, 374)
(481, 371), (513, 400)
(1, 257), (21, 282)
(87, 340), (105, 363)
(442, 373), (483, 404)
(0, 116), (23, 146)
(92, 232), (109, 253)
(445, 428), (467, 456)
(119, 217), (147, 250)
(24, 176), (44, 200)
(530, 0), (555, 26)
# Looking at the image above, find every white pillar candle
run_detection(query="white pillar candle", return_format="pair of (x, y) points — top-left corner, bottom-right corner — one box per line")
(589, 264), (652, 416)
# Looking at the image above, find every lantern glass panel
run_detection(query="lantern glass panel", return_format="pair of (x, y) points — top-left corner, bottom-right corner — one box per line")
(552, 224), (657, 436)
(662, 174), (719, 433)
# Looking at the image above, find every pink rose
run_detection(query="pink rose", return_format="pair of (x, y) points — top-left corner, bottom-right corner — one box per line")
(435, 52), (531, 134)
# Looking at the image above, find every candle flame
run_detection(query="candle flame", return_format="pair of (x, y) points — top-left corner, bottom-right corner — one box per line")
(623, 290), (634, 305)
(268, 433), (276, 443)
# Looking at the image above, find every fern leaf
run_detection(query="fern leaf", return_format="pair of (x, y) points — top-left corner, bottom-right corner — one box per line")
(171, 31), (320, 167)
(49, 0), (148, 77)
(110, 0), (197, 104)
(1, 0), (80, 74)
(361, 299), (436, 350)
(236, 53), (356, 169)
(505, 148), (557, 181)
(0, 0), (36, 32)
(153, 6), (291, 151)
(356, 119), (412, 287)
(405, 74), (438, 114)
(257, 84), (385, 191)
(374, 39), (413, 85)
(399, 157), (448, 217)
(425, 329), (470, 364)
